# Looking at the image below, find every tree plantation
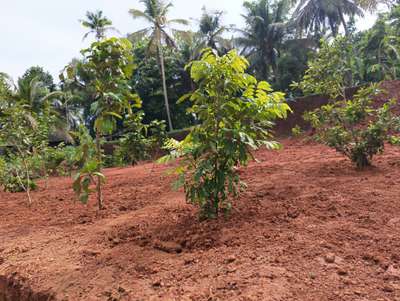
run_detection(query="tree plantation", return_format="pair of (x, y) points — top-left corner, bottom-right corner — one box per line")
(1, 0), (400, 300)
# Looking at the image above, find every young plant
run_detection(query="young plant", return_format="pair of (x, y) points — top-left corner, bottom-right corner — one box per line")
(72, 37), (141, 209)
(304, 84), (398, 168)
(72, 126), (103, 204)
(160, 49), (290, 219)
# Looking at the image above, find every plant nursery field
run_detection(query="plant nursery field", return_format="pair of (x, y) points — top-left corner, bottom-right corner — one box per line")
(1, 139), (400, 301)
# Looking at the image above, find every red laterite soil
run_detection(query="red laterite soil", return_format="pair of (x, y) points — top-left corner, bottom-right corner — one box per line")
(1, 139), (400, 301)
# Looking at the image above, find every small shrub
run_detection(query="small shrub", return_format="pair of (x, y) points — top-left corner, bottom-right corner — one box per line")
(57, 146), (78, 176)
(0, 103), (50, 203)
(43, 145), (78, 176)
(304, 84), (398, 169)
(2, 176), (37, 193)
(389, 135), (400, 145)
(0, 157), (38, 193)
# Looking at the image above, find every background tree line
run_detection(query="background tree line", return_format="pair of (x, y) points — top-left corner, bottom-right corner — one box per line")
(2, 0), (400, 134)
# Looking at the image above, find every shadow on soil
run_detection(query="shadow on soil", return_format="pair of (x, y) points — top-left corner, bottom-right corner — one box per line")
(0, 274), (54, 301)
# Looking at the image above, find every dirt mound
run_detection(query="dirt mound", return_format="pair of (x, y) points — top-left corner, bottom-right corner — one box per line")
(1, 139), (400, 300)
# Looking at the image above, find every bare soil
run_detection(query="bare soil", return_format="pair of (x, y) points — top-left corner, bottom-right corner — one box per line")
(1, 139), (400, 301)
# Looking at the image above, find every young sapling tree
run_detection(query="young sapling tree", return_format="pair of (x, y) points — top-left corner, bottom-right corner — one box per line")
(70, 37), (141, 209)
(160, 49), (291, 219)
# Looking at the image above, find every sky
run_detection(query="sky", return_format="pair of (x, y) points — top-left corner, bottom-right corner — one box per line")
(0, 0), (382, 81)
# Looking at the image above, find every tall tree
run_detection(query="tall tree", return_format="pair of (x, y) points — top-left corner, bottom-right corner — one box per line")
(80, 10), (119, 41)
(129, 0), (189, 131)
(293, 0), (363, 37)
(8, 71), (73, 143)
(18, 66), (54, 92)
(236, 0), (291, 81)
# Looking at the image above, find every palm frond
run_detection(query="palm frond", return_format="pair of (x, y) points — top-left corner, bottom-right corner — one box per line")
(129, 8), (155, 23)
(167, 18), (190, 26)
(128, 28), (152, 42)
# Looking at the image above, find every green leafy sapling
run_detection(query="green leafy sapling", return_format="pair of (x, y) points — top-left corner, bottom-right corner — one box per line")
(160, 49), (291, 219)
(69, 37), (141, 209)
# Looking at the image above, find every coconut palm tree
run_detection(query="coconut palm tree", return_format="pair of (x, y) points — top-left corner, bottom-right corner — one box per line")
(129, 0), (189, 131)
(80, 10), (119, 41)
(196, 7), (233, 53)
(236, 0), (291, 81)
(12, 77), (74, 143)
(293, 0), (363, 37)
(15, 77), (62, 114)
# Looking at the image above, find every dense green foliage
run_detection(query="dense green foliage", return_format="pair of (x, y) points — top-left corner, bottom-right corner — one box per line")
(130, 41), (193, 129)
(237, 0), (291, 81)
(115, 112), (167, 165)
(293, 36), (358, 99)
(18, 66), (55, 92)
(129, 0), (189, 131)
(355, 5), (400, 81)
(161, 49), (290, 219)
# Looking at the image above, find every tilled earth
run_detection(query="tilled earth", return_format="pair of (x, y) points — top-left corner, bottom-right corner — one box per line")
(1, 139), (400, 301)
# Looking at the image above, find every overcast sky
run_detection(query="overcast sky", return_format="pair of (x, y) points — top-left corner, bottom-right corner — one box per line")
(0, 0), (382, 81)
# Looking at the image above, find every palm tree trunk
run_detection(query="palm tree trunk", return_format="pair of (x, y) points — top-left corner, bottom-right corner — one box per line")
(338, 8), (349, 36)
(158, 43), (174, 132)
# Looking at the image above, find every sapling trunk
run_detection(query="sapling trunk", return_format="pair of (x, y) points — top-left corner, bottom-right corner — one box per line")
(25, 167), (32, 206)
(15, 146), (32, 206)
(95, 130), (103, 210)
